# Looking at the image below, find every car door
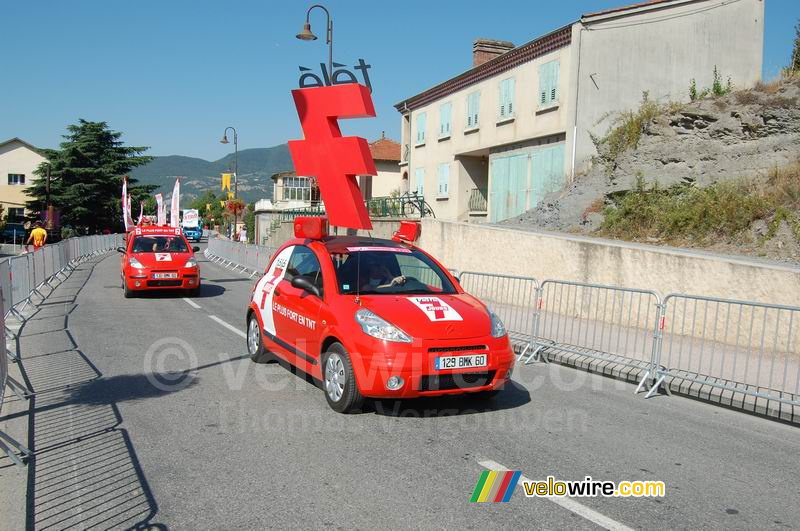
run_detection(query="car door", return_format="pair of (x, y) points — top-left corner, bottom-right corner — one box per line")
(276, 245), (324, 368)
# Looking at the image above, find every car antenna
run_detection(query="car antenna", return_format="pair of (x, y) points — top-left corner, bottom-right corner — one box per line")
(355, 249), (362, 306)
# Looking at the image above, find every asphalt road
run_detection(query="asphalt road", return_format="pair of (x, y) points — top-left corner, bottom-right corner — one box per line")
(1, 241), (799, 529)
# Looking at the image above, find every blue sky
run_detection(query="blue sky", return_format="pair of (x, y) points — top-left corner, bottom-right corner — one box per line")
(2, 0), (797, 159)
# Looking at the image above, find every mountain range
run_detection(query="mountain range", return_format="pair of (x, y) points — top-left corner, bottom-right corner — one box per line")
(130, 144), (294, 203)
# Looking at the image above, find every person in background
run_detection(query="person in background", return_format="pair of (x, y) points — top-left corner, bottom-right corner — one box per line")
(26, 222), (48, 252)
(239, 227), (247, 243)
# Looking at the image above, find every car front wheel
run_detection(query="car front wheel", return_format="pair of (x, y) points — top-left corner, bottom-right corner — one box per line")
(322, 343), (363, 414)
(247, 313), (270, 363)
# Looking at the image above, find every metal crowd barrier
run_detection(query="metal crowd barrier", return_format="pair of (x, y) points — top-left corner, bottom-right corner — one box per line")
(523, 280), (663, 392)
(649, 294), (800, 405)
(204, 235), (278, 277)
(458, 272), (539, 345)
(0, 233), (121, 466)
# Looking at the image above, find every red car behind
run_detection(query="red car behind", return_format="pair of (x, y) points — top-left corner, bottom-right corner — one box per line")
(119, 226), (201, 298)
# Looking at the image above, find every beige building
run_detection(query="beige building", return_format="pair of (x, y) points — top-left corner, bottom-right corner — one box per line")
(358, 134), (405, 199)
(0, 137), (46, 222)
(395, 0), (764, 223)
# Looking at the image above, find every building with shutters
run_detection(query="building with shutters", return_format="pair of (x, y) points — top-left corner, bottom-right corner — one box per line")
(394, 0), (764, 223)
(0, 137), (47, 223)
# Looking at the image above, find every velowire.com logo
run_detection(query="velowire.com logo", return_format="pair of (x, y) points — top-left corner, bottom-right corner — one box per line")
(470, 470), (522, 502)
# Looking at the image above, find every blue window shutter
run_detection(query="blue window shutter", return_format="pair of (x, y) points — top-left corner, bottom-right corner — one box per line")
(551, 61), (559, 103)
(467, 91), (480, 127)
(539, 63), (549, 106)
(508, 78), (515, 115)
(474, 91), (480, 125)
(416, 112), (426, 143)
(415, 167), (424, 196)
(499, 80), (506, 117)
(438, 163), (449, 197)
(440, 103), (452, 136)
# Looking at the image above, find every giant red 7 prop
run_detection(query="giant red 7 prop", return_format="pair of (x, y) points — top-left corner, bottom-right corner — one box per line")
(288, 84), (377, 230)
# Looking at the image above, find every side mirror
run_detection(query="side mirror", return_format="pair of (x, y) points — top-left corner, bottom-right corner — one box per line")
(116, 247), (126, 253)
(291, 275), (321, 298)
(192, 246), (200, 252)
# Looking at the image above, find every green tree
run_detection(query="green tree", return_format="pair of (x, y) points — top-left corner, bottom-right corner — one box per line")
(190, 189), (227, 227)
(25, 119), (154, 233)
(791, 19), (800, 73)
(244, 202), (256, 243)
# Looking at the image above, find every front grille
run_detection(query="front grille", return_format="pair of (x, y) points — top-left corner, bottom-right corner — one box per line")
(419, 371), (495, 392)
(428, 345), (487, 353)
(147, 280), (183, 287)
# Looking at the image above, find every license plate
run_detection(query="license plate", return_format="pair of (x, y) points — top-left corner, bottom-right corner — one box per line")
(153, 272), (178, 279)
(435, 354), (487, 370)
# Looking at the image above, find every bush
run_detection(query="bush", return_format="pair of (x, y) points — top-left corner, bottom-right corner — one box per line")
(593, 93), (664, 173)
(598, 176), (774, 244)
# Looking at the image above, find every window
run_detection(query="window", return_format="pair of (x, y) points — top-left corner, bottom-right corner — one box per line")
(539, 60), (560, 107)
(287, 245), (323, 296)
(8, 174), (25, 185)
(7, 208), (24, 221)
(282, 176), (311, 201)
(414, 167), (425, 196)
(439, 102), (452, 137)
(415, 112), (427, 144)
(332, 247), (456, 295)
(132, 236), (189, 253)
(499, 78), (515, 119)
(437, 163), (449, 199)
(466, 91), (480, 129)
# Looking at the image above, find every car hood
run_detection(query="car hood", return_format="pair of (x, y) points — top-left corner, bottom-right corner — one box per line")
(358, 293), (491, 340)
(132, 252), (193, 268)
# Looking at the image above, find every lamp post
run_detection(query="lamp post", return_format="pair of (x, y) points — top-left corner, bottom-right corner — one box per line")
(296, 4), (333, 78)
(220, 127), (238, 237)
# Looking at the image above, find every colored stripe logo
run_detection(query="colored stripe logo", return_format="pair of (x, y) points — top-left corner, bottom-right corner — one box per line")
(470, 470), (521, 502)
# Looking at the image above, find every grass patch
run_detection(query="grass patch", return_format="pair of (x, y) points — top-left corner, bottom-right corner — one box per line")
(597, 171), (800, 245)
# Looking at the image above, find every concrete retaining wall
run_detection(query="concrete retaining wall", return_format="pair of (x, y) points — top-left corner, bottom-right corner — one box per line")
(417, 219), (800, 306)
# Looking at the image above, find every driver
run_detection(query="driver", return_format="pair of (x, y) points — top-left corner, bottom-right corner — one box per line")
(361, 260), (393, 291)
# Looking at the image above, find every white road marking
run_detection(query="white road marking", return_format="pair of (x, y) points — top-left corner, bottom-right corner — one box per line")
(478, 459), (635, 531)
(182, 297), (201, 309)
(209, 315), (246, 338)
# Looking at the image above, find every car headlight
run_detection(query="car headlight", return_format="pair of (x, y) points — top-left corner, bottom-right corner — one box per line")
(355, 309), (411, 343)
(185, 257), (197, 268)
(489, 309), (507, 338)
(128, 256), (145, 269)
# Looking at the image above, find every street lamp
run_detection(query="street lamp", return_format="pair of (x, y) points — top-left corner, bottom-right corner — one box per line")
(220, 126), (239, 237)
(296, 4), (333, 78)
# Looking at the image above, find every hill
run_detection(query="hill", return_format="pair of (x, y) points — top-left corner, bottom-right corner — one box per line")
(131, 144), (294, 203)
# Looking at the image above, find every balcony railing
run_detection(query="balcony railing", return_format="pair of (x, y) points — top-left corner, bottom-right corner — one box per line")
(468, 188), (488, 213)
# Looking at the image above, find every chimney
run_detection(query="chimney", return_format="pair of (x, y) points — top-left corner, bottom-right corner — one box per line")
(473, 38), (515, 67)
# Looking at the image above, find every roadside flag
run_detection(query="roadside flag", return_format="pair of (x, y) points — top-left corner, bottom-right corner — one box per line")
(222, 173), (231, 191)
(137, 202), (143, 226)
(155, 193), (165, 226)
(227, 191), (234, 200)
(170, 178), (181, 228)
(122, 177), (131, 230)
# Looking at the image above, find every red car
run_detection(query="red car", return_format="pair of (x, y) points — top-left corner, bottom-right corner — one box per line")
(119, 225), (201, 298)
(245, 218), (514, 413)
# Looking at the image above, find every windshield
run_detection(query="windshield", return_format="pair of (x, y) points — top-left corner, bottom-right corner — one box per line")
(331, 247), (457, 295)
(132, 235), (189, 253)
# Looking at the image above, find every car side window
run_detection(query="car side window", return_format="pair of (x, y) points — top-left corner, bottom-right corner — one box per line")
(286, 246), (324, 297)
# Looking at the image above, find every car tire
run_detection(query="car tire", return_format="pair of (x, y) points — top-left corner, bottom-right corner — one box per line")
(123, 279), (134, 298)
(322, 343), (364, 414)
(247, 313), (271, 363)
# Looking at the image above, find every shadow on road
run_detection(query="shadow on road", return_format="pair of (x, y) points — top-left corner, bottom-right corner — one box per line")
(130, 282), (226, 299)
(370, 380), (532, 417)
(8, 254), (169, 529)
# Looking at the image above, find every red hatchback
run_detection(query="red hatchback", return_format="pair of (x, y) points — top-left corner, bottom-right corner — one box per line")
(119, 226), (201, 298)
(245, 219), (515, 413)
